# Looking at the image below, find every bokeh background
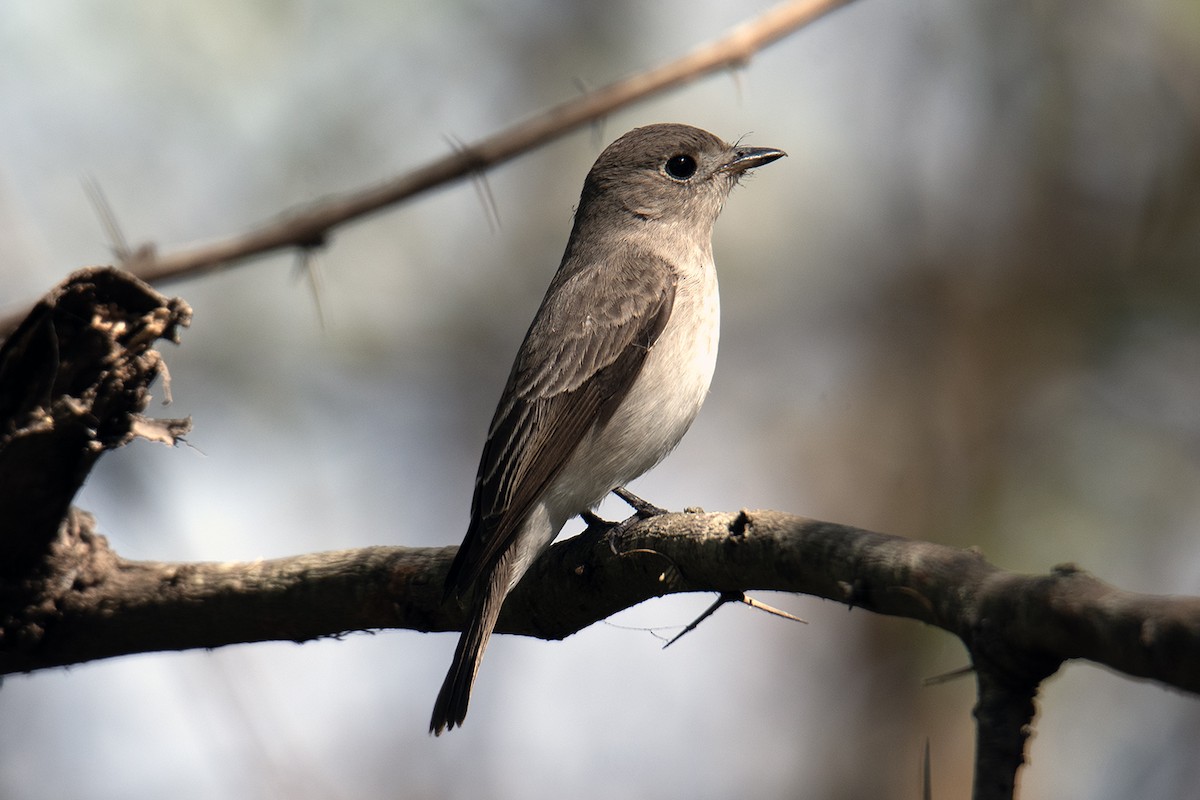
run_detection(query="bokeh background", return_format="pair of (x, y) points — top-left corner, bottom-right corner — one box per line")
(3, 1), (1200, 798)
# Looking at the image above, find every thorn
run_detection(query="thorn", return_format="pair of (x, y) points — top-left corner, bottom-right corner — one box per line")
(444, 134), (501, 233)
(473, 168), (501, 233)
(295, 248), (327, 330)
(922, 664), (975, 687)
(571, 78), (607, 149)
(663, 592), (736, 648)
(739, 593), (807, 625)
(728, 64), (745, 105)
(82, 176), (132, 263)
(662, 591), (806, 649)
(590, 118), (607, 151)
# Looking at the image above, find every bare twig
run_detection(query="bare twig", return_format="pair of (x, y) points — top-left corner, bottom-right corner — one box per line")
(662, 591), (739, 648)
(130, 0), (851, 284)
(0, 0), (855, 340)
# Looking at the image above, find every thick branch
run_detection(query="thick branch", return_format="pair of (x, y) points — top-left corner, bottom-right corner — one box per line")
(0, 0), (855, 339)
(972, 666), (1041, 800)
(6, 507), (1199, 698)
(0, 267), (190, 580)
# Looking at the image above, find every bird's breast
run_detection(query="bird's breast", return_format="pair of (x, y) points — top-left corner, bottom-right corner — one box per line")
(546, 257), (720, 520)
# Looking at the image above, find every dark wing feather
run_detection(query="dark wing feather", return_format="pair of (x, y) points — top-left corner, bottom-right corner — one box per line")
(444, 251), (677, 597)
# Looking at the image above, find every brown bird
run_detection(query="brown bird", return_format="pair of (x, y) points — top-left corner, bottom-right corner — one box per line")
(431, 123), (785, 734)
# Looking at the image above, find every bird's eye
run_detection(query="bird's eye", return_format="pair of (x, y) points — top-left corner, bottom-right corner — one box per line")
(664, 154), (697, 180)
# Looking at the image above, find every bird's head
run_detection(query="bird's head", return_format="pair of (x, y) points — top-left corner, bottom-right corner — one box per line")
(579, 123), (786, 228)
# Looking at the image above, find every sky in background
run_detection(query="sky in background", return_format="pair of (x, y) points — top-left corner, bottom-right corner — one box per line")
(3, 1), (1200, 798)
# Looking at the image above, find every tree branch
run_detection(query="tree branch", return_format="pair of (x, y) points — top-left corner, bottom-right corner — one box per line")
(4, 269), (1199, 799)
(0, 0), (855, 340)
(0, 267), (190, 581)
(6, 505), (1200, 697)
(10, 506), (1195, 800)
(972, 666), (1042, 800)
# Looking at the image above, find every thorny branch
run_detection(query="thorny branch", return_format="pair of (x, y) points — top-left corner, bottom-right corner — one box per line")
(0, 0), (856, 340)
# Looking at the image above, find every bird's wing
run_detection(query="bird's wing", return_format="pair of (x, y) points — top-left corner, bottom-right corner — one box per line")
(444, 251), (677, 597)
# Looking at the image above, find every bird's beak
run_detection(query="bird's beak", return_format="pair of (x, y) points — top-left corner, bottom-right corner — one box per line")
(718, 146), (787, 174)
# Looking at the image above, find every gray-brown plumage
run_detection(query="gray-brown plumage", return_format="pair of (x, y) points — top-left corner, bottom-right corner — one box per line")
(430, 123), (784, 734)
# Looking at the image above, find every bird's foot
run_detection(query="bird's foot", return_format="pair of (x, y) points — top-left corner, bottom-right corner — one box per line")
(612, 486), (668, 519)
(580, 486), (670, 555)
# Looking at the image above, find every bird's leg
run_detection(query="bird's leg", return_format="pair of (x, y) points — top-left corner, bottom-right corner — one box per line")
(579, 486), (670, 554)
(579, 509), (609, 530)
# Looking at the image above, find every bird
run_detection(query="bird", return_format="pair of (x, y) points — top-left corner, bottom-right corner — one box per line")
(430, 123), (785, 734)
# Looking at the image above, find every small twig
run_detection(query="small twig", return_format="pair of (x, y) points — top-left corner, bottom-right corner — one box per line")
(664, 591), (738, 648)
(0, 0), (856, 341)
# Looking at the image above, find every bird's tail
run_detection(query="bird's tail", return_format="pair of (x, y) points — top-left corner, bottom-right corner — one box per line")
(429, 566), (508, 735)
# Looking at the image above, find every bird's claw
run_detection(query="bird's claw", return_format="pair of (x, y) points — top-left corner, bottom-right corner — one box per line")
(580, 487), (670, 555)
